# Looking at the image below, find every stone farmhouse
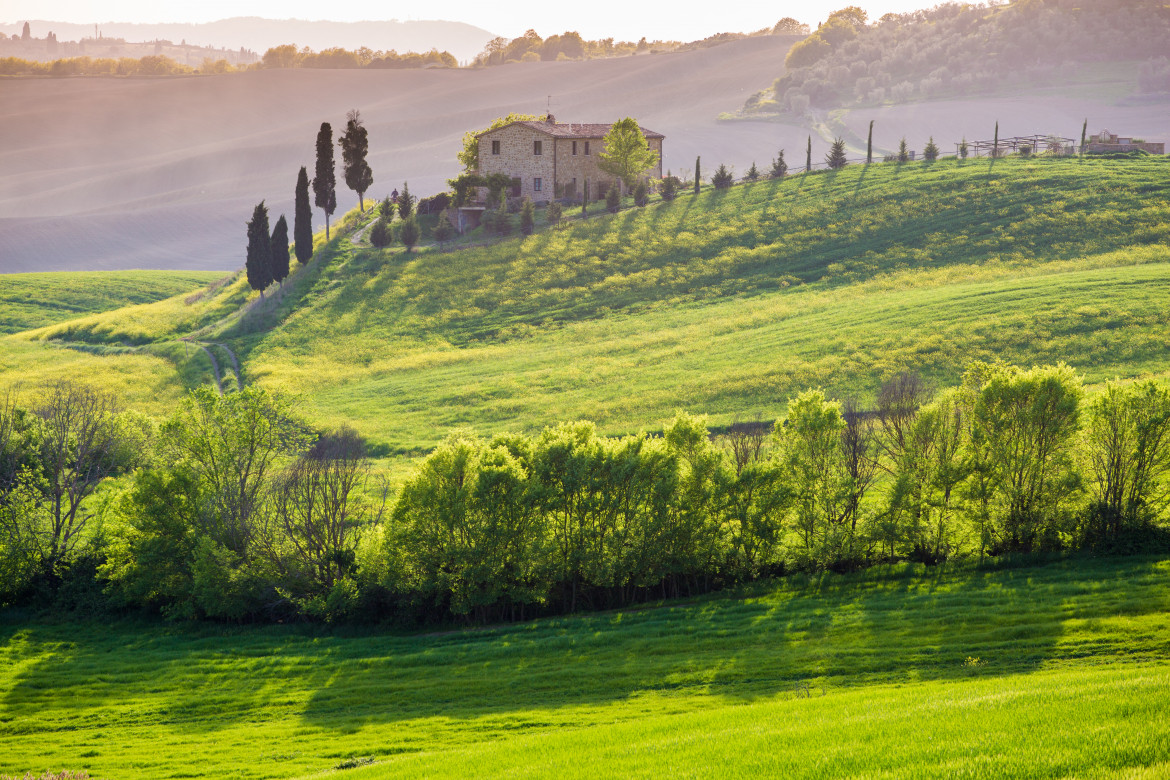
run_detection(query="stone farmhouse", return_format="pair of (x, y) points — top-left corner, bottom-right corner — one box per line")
(476, 115), (664, 204)
(1085, 130), (1164, 155)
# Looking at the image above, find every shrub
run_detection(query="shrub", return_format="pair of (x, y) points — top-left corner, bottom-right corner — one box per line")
(826, 138), (848, 169)
(493, 199), (511, 235)
(959, 138), (969, 159)
(923, 137), (939, 162)
(417, 192), (452, 215)
(400, 215), (420, 251)
(898, 137), (909, 162)
(432, 217), (454, 246)
(659, 175), (681, 201)
(770, 150), (788, 178)
(369, 218), (393, 248)
(744, 162), (761, 181)
(712, 164), (734, 189)
(605, 183), (620, 213)
(633, 179), (649, 207)
(519, 198), (535, 235)
(546, 200), (563, 224)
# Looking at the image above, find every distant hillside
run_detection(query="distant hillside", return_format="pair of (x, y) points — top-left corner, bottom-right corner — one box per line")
(745, 0), (1170, 116)
(0, 35), (796, 273)
(0, 17), (496, 63)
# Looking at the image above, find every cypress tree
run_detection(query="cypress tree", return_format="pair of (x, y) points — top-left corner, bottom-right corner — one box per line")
(694, 156), (701, 194)
(806, 136), (812, 171)
(1080, 118), (1088, 156)
(866, 120), (874, 164)
(745, 161), (760, 181)
(582, 178), (589, 215)
(993, 121), (999, 158)
(245, 201), (273, 297)
(339, 109), (374, 211)
(294, 166), (313, 264)
(959, 138), (969, 159)
(271, 214), (290, 286)
(898, 137), (909, 162)
(313, 122), (337, 240)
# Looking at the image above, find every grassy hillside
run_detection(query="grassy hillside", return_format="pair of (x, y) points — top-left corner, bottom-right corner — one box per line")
(2, 557), (1168, 778)
(0, 270), (222, 335)
(4, 156), (1168, 454)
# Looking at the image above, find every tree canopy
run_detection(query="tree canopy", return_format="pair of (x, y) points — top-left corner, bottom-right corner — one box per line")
(598, 117), (659, 191)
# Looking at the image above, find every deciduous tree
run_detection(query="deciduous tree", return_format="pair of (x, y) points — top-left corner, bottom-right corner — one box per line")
(597, 117), (659, 191)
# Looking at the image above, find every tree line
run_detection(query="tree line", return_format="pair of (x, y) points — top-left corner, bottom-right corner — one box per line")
(0, 44), (457, 77)
(3, 363), (1168, 624)
(755, 2), (1170, 116)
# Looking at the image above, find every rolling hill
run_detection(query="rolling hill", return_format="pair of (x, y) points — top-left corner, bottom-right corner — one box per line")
(4, 155), (1168, 457)
(4, 28), (1167, 274)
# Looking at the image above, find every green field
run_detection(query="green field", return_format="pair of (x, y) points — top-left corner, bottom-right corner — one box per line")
(3, 556), (1168, 779)
(3, 156), (1166, 456)
(0, 270), (222, 335)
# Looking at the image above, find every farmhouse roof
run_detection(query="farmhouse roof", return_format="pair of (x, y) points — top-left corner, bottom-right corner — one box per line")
(478, 120), (665, 140)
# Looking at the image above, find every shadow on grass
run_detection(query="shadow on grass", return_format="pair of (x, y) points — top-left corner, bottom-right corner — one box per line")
(2, 557), (1167, 738)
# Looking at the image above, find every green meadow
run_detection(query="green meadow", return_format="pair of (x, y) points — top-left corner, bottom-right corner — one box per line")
(3, 556), (1168, 778)
(0, 270), (221, 335)
(5, 156), (1167, 455)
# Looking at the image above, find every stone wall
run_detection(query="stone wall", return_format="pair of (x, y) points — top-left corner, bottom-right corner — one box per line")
(477, 123), (556, 202)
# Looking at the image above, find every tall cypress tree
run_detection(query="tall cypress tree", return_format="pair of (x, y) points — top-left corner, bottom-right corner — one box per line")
(271, 214), (290, 286)
(866, 120), (874, 164)
(313, 122), (337, 240)
(339, 109), (374, 211)
(294, 166), (313, 263)
(245, 201), (273, 297)
(993, 121), (999, 158)
(806, 136), (812, 171)
(1080, 118), (1088, 156)
(694, 156), (700, 195)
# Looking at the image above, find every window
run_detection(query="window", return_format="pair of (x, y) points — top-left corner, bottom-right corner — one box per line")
(534, 178), (542, 192)
(572, 141), (578, 155)
(491, 140), (500, 155)
(534, 140), (543, 155)
(510, 178), (521, 197)
(584, 141), (591, 155)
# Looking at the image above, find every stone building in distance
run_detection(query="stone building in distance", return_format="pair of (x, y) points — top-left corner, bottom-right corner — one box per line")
(1085, 130), (1164, 155)
(476, 116), (664, 203)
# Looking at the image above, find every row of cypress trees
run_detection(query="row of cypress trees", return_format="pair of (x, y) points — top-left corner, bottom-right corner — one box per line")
(245, 110), (373, 295)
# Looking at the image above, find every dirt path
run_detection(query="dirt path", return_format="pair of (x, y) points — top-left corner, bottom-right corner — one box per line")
(197, 344), (224, 395)
(209, 342), (243, 390)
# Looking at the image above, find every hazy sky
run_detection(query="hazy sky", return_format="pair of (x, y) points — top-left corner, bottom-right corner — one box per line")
(4, 1), (934, 41)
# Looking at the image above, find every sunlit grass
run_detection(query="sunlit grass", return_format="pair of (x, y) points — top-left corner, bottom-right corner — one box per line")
(2, 557), (1168, 779)
(0, 270), (221, 335)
